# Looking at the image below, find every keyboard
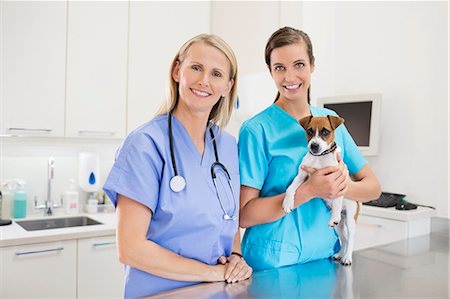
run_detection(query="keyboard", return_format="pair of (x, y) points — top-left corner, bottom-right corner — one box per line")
(363, 192), (406, 208)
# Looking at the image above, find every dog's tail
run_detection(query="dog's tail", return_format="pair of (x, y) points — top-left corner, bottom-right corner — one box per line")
(354, 202), (361, 223)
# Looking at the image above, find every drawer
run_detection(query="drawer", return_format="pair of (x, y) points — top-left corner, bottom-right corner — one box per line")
(355, 215), (408, 250)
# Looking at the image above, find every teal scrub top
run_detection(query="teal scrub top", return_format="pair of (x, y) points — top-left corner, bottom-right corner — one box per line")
(238, 104), (367, 271)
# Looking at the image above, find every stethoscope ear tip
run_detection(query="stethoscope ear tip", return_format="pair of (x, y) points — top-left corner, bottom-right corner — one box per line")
(223, 214), (237, 221)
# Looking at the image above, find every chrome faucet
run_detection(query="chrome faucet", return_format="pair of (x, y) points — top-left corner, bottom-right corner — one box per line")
(45, 157), (55, 215)
(34, 156), (62, 215)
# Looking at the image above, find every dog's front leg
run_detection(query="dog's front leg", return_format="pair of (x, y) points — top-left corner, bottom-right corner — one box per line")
(282, 170), (308, 214)
(329, 197), (343, 227)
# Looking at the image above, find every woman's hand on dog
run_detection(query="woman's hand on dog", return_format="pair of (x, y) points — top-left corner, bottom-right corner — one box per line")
(300, 158), (350, 200)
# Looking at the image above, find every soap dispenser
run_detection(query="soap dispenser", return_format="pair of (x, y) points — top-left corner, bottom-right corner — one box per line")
(78, 152), (100, 193)
(13, 179), (27, 219)
(63, 179), (79, 214)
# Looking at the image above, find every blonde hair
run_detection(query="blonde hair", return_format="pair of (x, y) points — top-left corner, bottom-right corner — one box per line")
(157, 34), (238, 130)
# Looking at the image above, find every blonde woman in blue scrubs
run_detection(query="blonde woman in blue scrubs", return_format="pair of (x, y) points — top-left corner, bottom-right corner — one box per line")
(238, 27), (381, 271)
(104, 34), (252, 298)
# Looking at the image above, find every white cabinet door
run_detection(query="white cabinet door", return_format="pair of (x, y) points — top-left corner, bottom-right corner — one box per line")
(127, 2), (210, 133)
(0, 240), (77, 298)
(77, 235), (124, 298)
(1, 1), (66, 137)
(355, 215), (408, 251)
(66, 1), (128, 139)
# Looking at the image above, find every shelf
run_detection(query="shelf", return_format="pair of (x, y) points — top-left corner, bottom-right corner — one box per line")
(360, 205), (436, 222)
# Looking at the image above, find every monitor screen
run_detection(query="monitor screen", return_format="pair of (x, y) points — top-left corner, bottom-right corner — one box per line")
(316, 94), (381, 156)
(323, 101), (372, 147)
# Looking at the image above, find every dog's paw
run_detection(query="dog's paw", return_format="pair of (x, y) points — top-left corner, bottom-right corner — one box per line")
(328, 219), (340, 227)
(341, 255), (352, 266)
(332, 253), (342, 261)
(282, 196), (294, 214)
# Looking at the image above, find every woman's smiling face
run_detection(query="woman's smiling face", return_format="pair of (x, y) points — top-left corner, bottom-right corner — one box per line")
(172, 42), (233, 115)
(269, 41), (315, 103)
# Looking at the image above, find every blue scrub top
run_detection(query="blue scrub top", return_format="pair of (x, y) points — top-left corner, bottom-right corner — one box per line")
(103, 114), (240, 298)
(238, 104), (366, 271)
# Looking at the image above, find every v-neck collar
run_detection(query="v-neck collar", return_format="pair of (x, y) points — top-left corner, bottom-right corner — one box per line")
(170, 114), (213, 168)
(271, 103), (317, 122)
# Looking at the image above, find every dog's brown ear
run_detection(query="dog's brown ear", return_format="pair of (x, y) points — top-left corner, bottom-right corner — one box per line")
(299, 116), (313, 130)
(327, 115), (344, 130)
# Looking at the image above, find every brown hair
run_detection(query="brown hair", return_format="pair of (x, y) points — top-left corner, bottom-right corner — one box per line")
(265, 27), (315, 103)
(157, 34), (238, 130)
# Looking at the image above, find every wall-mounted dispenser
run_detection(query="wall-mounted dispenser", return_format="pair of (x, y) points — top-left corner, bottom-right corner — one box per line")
(78, 152), (100, 193)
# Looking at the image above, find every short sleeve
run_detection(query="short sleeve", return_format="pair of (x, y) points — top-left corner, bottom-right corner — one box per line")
(339, 125), (367, 175)
(238, 124), (268, 190)
(103, 132), (163, 212)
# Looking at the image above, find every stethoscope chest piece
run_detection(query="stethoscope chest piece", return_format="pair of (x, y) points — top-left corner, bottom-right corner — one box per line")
(170, 175), (186, 192)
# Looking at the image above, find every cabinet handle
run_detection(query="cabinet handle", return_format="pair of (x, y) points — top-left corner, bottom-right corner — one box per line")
(78, 130), (115, 136)
(93, 241), (116, 247)
(15, 246), (64, 256)
(8, 127), (52, 132)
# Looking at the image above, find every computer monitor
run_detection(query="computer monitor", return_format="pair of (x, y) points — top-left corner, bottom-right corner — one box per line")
(316, 94), (381, 156)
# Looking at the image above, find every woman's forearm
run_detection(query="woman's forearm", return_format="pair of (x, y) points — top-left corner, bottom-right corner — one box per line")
(119, 237), (224, 282)
(232, 230), (243, 253)
(346, 176), (381, 202)
(345, 165), (381, 202)
(117, 195), (225, 283)
(239, 193), (288, 228)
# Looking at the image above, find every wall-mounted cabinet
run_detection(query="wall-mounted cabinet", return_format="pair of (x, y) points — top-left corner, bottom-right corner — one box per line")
(2, 1), (211, 139)
(65, 2), (128, 139)
(1, 2), (67, 137)
(126, 2), (210, 133)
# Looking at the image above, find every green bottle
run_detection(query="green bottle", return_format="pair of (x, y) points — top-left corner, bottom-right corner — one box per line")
(13, 180), (27, 219)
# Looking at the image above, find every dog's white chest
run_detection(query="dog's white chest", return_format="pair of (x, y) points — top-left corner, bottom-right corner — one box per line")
(301, 151), (339, 169)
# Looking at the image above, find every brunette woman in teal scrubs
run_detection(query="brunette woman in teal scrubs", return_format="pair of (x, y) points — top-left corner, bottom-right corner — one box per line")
(238, 27), (381, 271)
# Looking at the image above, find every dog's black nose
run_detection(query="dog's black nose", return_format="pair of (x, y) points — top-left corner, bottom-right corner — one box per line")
(310, 143), (319, 153)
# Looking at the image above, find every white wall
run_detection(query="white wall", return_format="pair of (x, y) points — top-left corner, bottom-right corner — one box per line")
(303, 1), (448, 217)
(0, 138), (121, 216)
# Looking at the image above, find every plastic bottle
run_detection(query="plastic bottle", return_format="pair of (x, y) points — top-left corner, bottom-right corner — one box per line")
(0, 191), (13, 225)
(1, 180), (15, 219)
(0, 190), (3, 218)
(13, 180), (27, 219)
(63, 179), (79, 214)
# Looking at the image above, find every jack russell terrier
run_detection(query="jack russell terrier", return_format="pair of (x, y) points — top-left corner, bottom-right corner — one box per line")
(282, 115), (360, 266)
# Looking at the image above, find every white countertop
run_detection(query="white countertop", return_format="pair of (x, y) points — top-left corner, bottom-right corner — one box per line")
(1, 206), (437, 248)
(360, 205), (436, 221)
(0, 212), (117, 247)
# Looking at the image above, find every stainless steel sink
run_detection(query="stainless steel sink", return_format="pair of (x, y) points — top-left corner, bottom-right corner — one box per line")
(16, 216), (103, 231)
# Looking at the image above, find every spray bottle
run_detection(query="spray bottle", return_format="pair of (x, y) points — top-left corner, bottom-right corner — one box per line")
(13, 179), (27, 219)
(1, 180), (15, 219)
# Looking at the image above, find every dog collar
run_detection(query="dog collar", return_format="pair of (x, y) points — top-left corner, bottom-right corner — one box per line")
(310, 142), (337, 156)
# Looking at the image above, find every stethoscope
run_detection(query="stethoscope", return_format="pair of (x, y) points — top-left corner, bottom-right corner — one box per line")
(168, 112), (238, 221)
